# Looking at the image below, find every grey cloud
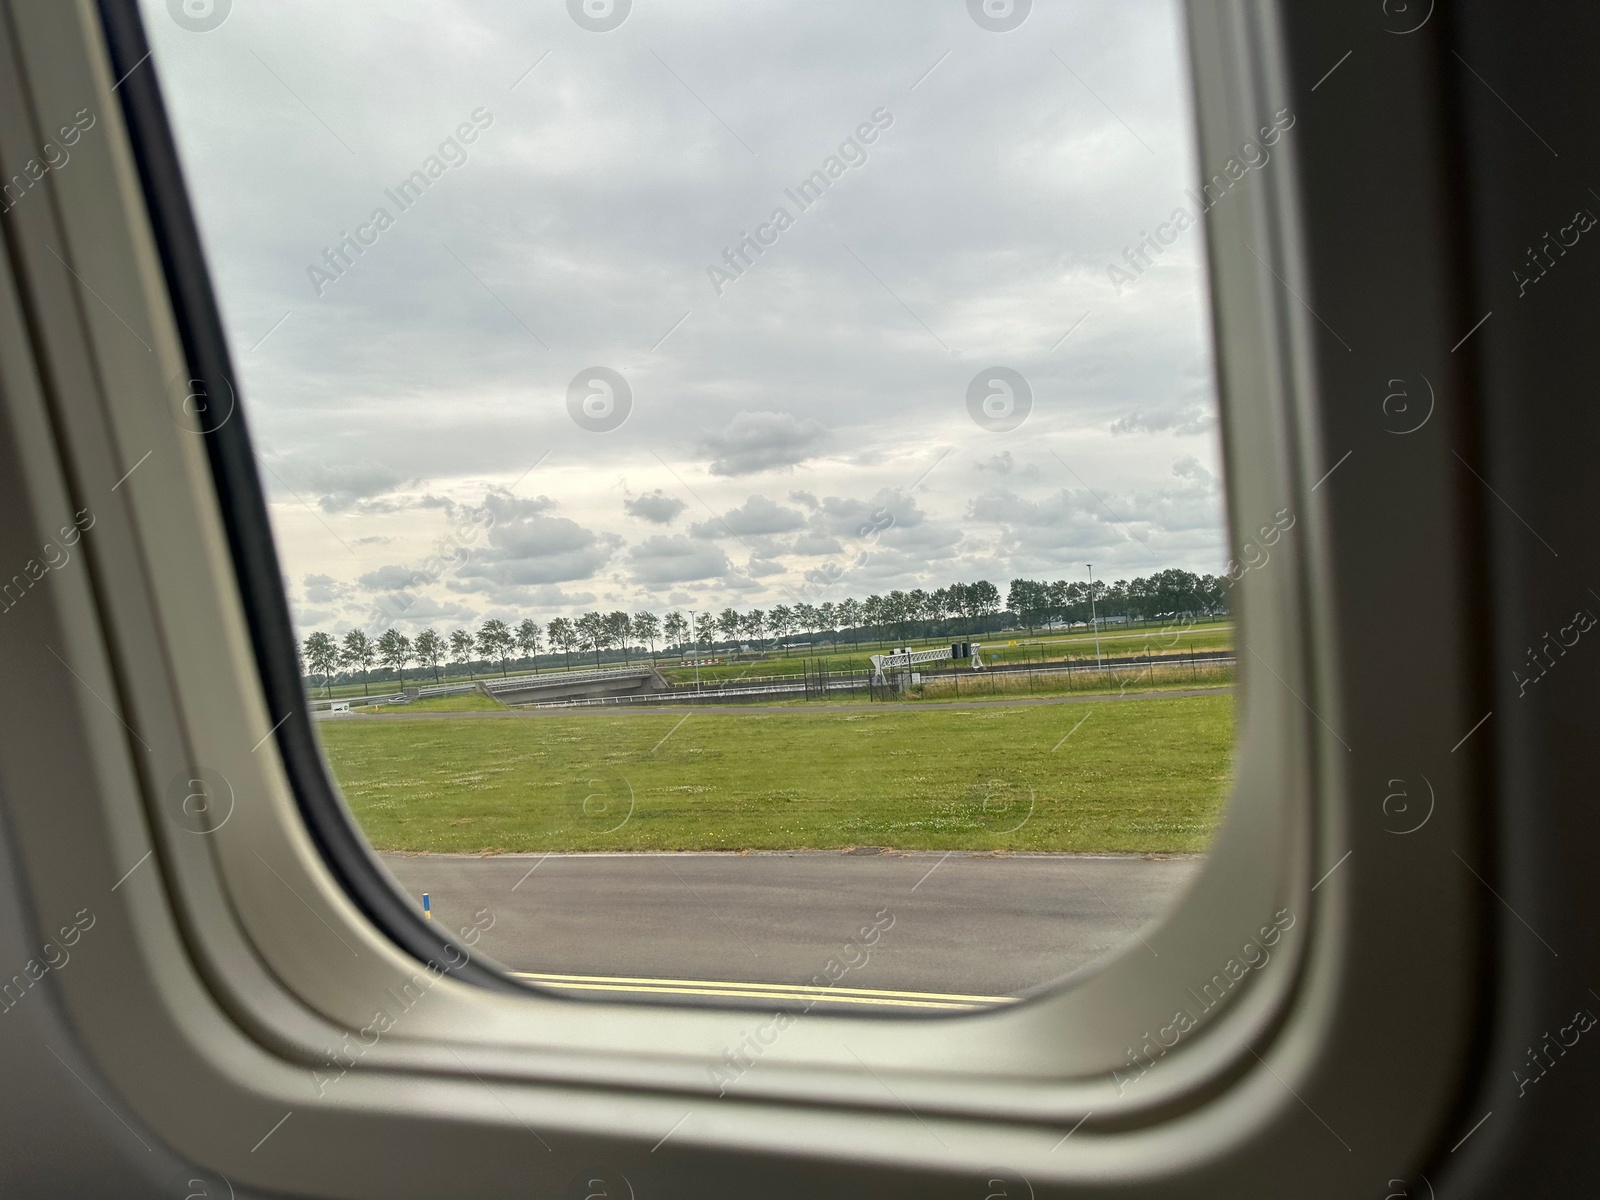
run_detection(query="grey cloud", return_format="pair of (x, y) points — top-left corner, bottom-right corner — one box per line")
(454, 489), (620, 586)
(968, 489), (1081, 526)
(698, 411), (830, 476)
(302, 573), (352, 605)
(627, 535), (733, 584)
(973, 450), (1041, 479)
(691, 494), (806, 538)
(1109, 405), (1216, 436)
(745, 556), (787, 577)
(787, 531), (844, 556)
(445, 582), (596, 610)
(967, 487), (1119, 556)
(1120, 457), (1225, 533)
(357, 564), (434, 593)
(810, 488), (922, 538)
(371, 594), (478, 626)
(624, 489), (687, 523)
(717, 572), (765, 594)
(268, 458), (411, 514)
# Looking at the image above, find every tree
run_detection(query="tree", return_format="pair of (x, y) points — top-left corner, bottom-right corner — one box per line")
(576, 611), (606, 667)
(515, 618), (542, 673)
(449, 628), (475, 676)
(694, 610), (716, 649)
(376, 628), (412, 685)
(1006, 578), (1051, 635)
(340, 629), (376, 696)
(862, 594), (886, 643)
(970, 580), (1002, 624)
(836, 597), (861, 646)
(741, 608), (767, 651)
(477, 618), (514, 676)
(663, 610), (687, 654)
(1046, 580), (1079, 626)
(791, 602), (815, 640)
(886, 590), (911, 643)
(547, 616), (575, 670)
(413, 628), (445, 683)
(606, 610), (632, 665)
(717, 607), (741, 647)
(908, 588), (931, 641)
(632, 611), (661, 665)
(302, 631), (340, 697)
(769, 604), (795, 653)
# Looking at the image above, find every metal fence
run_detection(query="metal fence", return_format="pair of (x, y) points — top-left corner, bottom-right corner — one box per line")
(519, 649), (1234, 709)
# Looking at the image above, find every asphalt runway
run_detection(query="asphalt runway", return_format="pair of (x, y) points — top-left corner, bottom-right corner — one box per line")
(378, 851), (1203, 1010)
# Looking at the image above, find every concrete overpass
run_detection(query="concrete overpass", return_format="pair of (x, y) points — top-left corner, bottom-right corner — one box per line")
(480, 665), (671, 705)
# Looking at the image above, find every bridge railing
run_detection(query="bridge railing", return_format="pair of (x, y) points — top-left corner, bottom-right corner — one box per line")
(481, 665), (656, 692)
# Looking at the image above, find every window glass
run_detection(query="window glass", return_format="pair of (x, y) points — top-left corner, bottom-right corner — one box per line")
(144, 0), (1237, 1011)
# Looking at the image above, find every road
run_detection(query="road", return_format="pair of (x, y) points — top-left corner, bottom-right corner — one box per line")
(378, 851), (1203, 1011)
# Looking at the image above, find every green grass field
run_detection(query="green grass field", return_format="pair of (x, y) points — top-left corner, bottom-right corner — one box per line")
(318, 693), (1234, 855)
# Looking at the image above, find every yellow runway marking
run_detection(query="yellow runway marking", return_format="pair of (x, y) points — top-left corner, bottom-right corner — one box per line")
(510, 970), (1017, 1010)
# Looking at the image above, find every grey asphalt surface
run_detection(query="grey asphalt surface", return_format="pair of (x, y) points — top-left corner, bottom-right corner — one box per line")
(379, 851), (1203, 999)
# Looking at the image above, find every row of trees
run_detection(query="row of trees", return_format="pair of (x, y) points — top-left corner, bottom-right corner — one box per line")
(299, 571), (1228, 695)
(1004, 569), (1227, 634)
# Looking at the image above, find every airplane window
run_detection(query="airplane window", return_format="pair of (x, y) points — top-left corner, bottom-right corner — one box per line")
(142, 0), (1237, 1011)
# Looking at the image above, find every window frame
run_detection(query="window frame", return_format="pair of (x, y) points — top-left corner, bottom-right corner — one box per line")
(0, 0), (1492, 1192)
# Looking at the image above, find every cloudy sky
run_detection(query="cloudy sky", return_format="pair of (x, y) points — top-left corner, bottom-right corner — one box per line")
(142, 0), (1226, 637)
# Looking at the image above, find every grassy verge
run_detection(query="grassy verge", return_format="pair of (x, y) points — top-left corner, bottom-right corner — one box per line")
(318, 693), (1234, 855)
(654, 622), (1235, 684)
(903, 661), (1233, 702)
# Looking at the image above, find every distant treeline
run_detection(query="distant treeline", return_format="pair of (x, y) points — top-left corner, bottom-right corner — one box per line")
(299, 569), (1229, 691)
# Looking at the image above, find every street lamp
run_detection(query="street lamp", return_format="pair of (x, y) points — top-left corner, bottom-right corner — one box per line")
(1087, 563), (1103, 669)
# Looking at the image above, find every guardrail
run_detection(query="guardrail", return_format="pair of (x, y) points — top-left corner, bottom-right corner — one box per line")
(532, 677), (866, 708)
(415, 682), (478, 699)
(309, 693), (405, 711)
(480, 665), (656, 692)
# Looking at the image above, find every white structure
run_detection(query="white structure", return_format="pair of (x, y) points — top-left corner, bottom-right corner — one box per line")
(869, 643), (983, 685)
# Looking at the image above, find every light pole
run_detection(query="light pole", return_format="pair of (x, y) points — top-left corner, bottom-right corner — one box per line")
(694, 612), (706, 693)
(1087, 563), (1103, 669)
